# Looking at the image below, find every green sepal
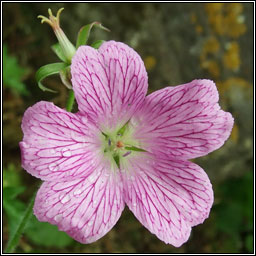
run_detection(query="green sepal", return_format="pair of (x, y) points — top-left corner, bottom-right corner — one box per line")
(113, 154), (120, 169)
(51, 43), (68, 63)
(91, 40), (105, 49)
(117, 121), (129, 136)
(35, 62), (68, 92)
(76, 22), (110, 49)
(101, 132), (109, 139)
(124, 146), (147, 152)
(59, 66), (72, 89)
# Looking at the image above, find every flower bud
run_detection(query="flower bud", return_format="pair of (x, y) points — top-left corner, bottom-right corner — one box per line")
(38, 8), (76, 63)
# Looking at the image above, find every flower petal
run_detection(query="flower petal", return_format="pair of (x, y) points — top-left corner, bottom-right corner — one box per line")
(34, 168), (124, 244)
(71, 41), (148, 128)
(132, 79), (234, 159)
(122, 155), (213, 247)
(20, 101), (102, 181)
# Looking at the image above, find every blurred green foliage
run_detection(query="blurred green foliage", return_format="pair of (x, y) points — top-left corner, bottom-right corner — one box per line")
(213, 171), (253, 253)
(3, 2), (253, 253)
(3, 45), (29, 96)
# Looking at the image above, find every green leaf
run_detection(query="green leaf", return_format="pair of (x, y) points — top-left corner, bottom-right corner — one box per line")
(91, 40), (105, 49)
(25, 216), (73, 248)
(4, 186), (26, 201)
(217, 170), (253, 229)
(124, 146), (147, 152)
(3, 187), (26, 241)
(3, 164), (22, 188)
(245, 234), (253, 253)
(35, 62), (68, 92)
(3, 44), (29, 96)
(76, 22), (110, 48)
(51, 43), (68, 62)
(113, 154), (120, 169)
(215, 202), (243, 234)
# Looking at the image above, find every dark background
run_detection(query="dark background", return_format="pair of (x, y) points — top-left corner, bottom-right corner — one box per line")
(3, 2), (254, 253)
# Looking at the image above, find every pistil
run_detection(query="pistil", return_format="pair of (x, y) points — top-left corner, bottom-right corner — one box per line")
(116, 141), (124, 148)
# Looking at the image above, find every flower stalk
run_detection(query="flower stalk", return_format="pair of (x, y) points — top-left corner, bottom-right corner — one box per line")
(66, 90), (75, 112)
(4, 191), (37, 253)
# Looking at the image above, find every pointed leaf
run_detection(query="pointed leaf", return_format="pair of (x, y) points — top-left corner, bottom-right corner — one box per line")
(51, 43), (68, 63)
(35, 62), (68, 92)
(76, 22), (110, 48)
(91, 40), (105, 49)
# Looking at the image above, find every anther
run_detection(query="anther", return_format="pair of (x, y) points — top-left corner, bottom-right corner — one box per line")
(116, 141), (124, 148)
(123, 151), (131, 157)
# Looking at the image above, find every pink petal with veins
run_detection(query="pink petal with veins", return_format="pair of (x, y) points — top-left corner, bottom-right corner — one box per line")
(133, 79), (234, 159)
(20, 101), (102, 181)
(71, 41), (148, 128)
(34, 168), (124, 244)
(121, 155), (213, 247)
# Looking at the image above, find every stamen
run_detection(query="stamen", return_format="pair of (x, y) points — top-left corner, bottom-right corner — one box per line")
(108, 139), (111, 146)
(123, 151), (131, 157)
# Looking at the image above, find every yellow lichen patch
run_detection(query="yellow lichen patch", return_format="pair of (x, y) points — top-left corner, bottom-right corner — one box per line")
(217, 77), (252, 96)
(205, 3), (226, 35)
(190, 13), (197, 24)
(223, 42), (240, 71)
(205, 3), (247, 38)
(201, 60), (220, 79)
(144, 56), (156, 71)
(216, 80), (231, 96)
(195, 25), (203, 34)
(230, 123), (239, 143)
(205, 3), (224, 13)
(200, 37), (221, 78)
(225, 3), (247, 38)
(226, 3), (244, 15)
(204, 37), (220, 54)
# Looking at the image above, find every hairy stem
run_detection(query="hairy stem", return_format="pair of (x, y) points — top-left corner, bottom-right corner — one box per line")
(4, 191), (36, 253)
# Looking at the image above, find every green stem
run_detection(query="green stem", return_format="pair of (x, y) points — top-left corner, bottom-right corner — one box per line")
(4, 191), (36, 253)
(66, 90), (75, 112)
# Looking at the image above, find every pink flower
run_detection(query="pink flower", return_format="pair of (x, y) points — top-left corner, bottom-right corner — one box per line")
(20, 41), (234, 247)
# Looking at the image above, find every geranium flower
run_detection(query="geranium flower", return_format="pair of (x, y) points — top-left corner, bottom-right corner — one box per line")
(20, 41), (234, 246)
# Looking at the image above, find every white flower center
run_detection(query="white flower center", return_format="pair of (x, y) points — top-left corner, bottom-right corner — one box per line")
(100, 121), (146, 169)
